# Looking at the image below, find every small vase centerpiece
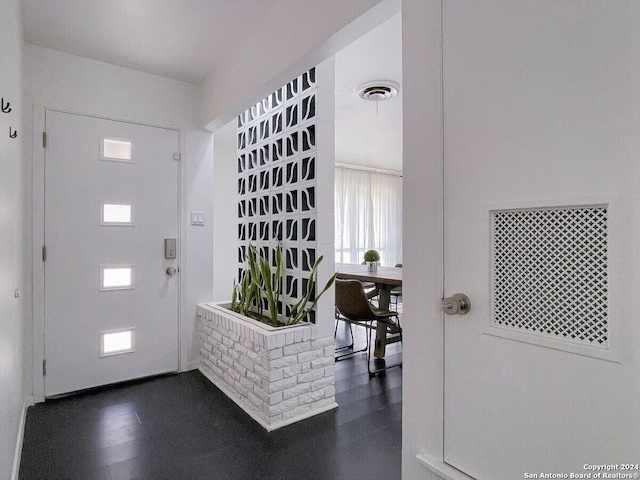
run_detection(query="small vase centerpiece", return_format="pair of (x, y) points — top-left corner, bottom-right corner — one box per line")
(364, 249), (380, 272)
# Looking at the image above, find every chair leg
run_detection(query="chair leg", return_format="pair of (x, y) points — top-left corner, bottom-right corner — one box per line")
(335, 321), (367, 361)
(334, 317), (355, 352)
(367, 324), (386, 378)
(396, 316), (403, 369)
(367, 323), (375, 378)
(367, 318), (403, 378)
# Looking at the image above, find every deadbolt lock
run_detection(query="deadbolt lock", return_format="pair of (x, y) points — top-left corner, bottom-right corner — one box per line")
(165, 238), (176, 259)
(441, 293), (471, 315)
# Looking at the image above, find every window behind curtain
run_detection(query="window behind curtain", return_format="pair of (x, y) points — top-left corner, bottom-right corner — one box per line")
(334, 167), (402, 266)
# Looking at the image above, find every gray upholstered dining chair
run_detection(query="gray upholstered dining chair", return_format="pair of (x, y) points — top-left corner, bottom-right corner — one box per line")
(334, 278), (402, 377)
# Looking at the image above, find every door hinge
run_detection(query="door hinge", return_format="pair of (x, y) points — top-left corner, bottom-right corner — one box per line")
(42, 245), (47, 262)
(42, 131), (47, 148)
(42, 359), (46, 376)
(173, 152), (181, 161)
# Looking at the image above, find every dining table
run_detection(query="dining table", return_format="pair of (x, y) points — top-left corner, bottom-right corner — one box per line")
(335, 263), (402, 359)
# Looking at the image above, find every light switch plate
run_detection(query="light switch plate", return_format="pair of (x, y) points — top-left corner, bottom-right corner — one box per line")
(191, 211), (204, 226)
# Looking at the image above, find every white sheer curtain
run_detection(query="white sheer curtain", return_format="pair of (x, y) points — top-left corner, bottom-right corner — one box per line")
(334, 166), (402, 266)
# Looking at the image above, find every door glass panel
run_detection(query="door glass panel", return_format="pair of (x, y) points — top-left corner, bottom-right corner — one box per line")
(102, 137), (133, 162)
(101, 329), (134, 356)
(101, 266), (134, 290)
(101, 203), (133, 225)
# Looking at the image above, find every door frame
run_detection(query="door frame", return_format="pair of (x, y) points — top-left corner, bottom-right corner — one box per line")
(31, 105), (188, 402)
(399, 0), (455, 479)
(196, 1), (452, 478)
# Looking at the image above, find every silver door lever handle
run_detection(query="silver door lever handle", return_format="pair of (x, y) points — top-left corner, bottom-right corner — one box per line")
(441, 293), (471, 315)
(166, 267), (177, 276)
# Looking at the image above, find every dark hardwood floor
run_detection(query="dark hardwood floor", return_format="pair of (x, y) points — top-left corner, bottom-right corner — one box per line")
(20, 321), (402, 480)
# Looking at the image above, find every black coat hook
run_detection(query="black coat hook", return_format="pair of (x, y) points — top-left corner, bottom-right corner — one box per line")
(1, 98), (11, 114)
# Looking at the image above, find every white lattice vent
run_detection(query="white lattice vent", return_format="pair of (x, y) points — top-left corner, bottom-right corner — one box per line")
(492, 206), (608, 347)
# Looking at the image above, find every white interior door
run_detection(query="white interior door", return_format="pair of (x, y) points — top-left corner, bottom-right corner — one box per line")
(443, 2), (640, 478)
(44, 110), (179, 396)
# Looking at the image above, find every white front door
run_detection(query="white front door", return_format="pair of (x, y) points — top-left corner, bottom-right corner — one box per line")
(44, 110), (180, 396)
(443, 2), (640, 478)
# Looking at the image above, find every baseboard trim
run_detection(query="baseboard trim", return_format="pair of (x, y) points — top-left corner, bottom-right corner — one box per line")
(198, 366), (337, 432)
(11, 397), (33, 480)
(269, 401), (338, 431)
(415, 454), (476, 480)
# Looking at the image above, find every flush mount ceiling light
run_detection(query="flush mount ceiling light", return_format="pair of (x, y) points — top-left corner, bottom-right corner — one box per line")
(356, 81), (400, 101)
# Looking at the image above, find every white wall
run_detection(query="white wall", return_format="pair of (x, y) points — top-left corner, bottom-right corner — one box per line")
(334, 12), (403, 172)
(212, 119), (237, 301)
(315, 58), (338, 340)
(23, 45), (214, 397)
(185, 129), (214, 368)
(201, 0), (400, 130)
(0, 0), (25, 478)
(400, 1), (445, 479)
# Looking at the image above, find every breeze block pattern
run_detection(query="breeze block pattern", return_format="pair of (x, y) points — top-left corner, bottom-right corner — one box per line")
(198, 303), (337, 431)
(236, 68), (320, 322)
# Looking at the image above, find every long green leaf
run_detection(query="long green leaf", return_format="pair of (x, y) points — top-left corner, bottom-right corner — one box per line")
(260, 257), (278, 324)
(231, 279), (238, 310)
(287, 256), (337, 324)
(232, 243), (335, 327)
(305, 272), (337, 315)
(274, 244), (282, 307)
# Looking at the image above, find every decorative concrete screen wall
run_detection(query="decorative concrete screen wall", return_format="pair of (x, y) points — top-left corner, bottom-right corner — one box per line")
(235, 64), (335, 331)
(198, 60), (336, 430)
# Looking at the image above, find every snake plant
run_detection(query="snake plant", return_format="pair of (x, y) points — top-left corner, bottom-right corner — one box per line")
(231, 243), (336, 326)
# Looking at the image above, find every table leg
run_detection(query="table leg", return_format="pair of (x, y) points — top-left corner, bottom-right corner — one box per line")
(374, 286), (391, 358)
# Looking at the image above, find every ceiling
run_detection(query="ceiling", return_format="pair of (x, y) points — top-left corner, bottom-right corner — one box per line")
(21, 0), (280, 83)
(21, 1), (402, 171)
(335, 12), (402, 172)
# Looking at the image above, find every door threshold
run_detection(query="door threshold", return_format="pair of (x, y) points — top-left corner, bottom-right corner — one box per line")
(45, 371), (179, 400)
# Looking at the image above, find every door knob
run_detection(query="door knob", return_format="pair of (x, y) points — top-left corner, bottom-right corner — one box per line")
(441, 293), (471, 315)
(166, 267), (177, 276)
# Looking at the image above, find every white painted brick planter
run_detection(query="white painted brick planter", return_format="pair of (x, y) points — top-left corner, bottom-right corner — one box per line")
(197, 302), (337, 431)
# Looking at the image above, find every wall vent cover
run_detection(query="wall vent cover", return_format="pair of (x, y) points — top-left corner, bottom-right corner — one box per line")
(491, 205), (609, 347)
